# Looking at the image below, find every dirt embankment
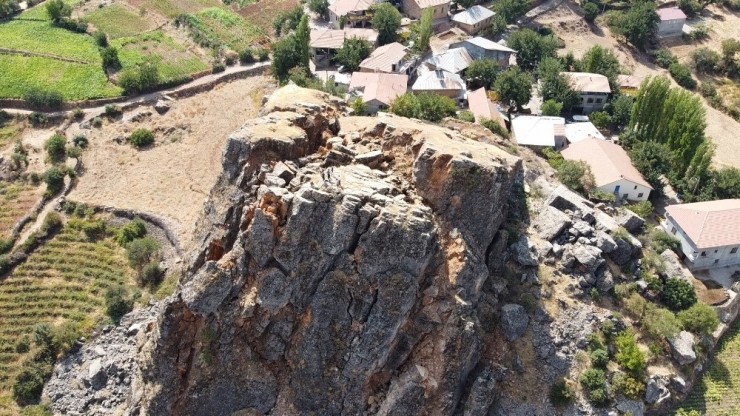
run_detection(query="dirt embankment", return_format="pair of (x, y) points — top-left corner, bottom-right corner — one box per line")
(68, 76), (276, 250)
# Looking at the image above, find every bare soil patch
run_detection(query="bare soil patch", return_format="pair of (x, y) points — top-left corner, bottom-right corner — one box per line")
(68, 76), (276, 249)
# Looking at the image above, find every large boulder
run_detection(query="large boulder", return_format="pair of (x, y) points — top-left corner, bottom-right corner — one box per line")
(617, 209), (645, 234)
(533, 206), (571, 241)
(595, 231), (617, 253)
(609, 236), (641, 266)
(509, 236), (538, 267)
(645, 376), (671, 405)
(501, 304), (529, 341)
(669, 331), (697, 365)
(571, 244), (604, 272)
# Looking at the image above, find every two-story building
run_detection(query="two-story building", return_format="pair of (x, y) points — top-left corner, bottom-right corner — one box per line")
(657, 7), (687, 38)
(310, 28), (379, 68)
(402, 0), (450, 20)
(562, 72), (611, 114)
(328, 0), (377, 29)
(663, 199), (740, 270)
(451, 5), (495, 35)
(359, 42), (417, 75)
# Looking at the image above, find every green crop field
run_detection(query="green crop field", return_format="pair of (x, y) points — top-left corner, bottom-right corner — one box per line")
(0, 20), (101, 63)
(130, 0), (220, 18)
(182, 7), (266, 51)
(0, 222), (135, 413)
(112, 31), (209, 83)
(0, 182), (42, 243)
(676, 320), (740, 416)
(83, 4), (155, 39)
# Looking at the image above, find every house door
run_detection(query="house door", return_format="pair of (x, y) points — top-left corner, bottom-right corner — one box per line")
(614, 185), (620, 193)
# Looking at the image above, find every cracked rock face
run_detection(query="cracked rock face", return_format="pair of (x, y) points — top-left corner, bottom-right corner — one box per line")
(129, 86), (522, 416)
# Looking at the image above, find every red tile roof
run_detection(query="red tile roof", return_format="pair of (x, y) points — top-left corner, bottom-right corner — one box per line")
(666, 199), (740, 249)
(657, 7), (687, 21)
(561, 138), (653, 190)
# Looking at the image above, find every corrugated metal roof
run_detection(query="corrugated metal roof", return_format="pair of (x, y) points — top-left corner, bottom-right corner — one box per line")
(359, 42), (409, 72)
(564, 122), (606, 144)
(657, 7), (687, 21)
(412, 70), (465, 92)
(464, 36), (515, 53)
(512, 116), (565, 147)
(617, 74), (644, 89)
(424, 47), (473, 74)
(349, 72), (408, 105)
(310, 28), (378, 49)
(561, 72), (611, 94)
(452, 5), (495, 25)
(328, 0), (375, 16)
(561, 138), (653, 190)
(666, 199), (740, 249)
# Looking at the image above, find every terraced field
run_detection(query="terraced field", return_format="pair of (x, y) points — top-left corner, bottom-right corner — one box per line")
(182, 7), (267, 51)
(676, 320), (740, 416)
(0, 223), (134, 413)
(112, 31), (209, 83)
(0, 182), (43, 245)
(83, 4), (155, 39)
(126, 0), (220, 18)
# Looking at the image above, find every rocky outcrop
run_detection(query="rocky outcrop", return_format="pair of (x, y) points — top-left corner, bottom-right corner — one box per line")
(128, 86), (523, 416)
(669, 331), (697, 366)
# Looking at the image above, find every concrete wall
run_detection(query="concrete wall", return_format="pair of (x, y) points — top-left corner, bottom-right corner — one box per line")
(454, 16), (493, 35)
(403, 0), (449, 20)
(600, 179), (651, 202)
(663, 216), (740, 270)
(658, 19), (685, 37)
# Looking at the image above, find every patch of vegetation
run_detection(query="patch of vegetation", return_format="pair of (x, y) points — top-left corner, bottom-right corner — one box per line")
(556, 160), (596, 194)
(83, 4), (153, 39)
(669, 63), (697, 90)
(179, 7), (266, 52)
(481, 118), (510, 139)
(549, 379), (574, 406)
(23, 89), (63, 111)
(44, 134), (66, 164)
(678, 303), (720, 336)
(389, 93), (458, 122)
(580, 368), (609, 406)
(128, 128), (155, 148)
(662, 278), (697, 311)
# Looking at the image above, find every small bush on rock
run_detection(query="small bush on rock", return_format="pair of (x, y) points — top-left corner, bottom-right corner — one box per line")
(615, 330), (646, 376)
(105, 285), (134, 324)
(678, 303), (720, 336)
(116, 218), (147, 246)
(590, 348), (609, 368)
(128, 128), (154, 148)
(662, 278), (697, 311)
(44, 134), (66, 163)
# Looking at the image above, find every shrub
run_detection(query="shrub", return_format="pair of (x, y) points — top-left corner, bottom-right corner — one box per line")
(590, 111), (610, 129)
(43, 167), (66, 196)
(590, 348), (609, 368)
(699, 82), (717, 98)
(255, 47), (269, 62)
(118, 63), (160, 94)
(655, 49), (678, 69)
(72, 134), (88, 148)
(389, 92), (457, 122)
(540, 99), (563, 116)
(615, 330), (646, 376)
(549, 379), (574, 406)
(55, 17), (87, 33)
(14, 336), (30, 354)
(72, 108), (84, 120)
(691, 47), (721, 74)
(51, 321), (81, 356)
(40, 212), (62, 234)
(663, 278), (697, 311)
(583, 2), (599, 23)
(612, 372), (645, 399)
(649, 229), (681, 254)
(350, 98), (368, 115)
(239, 48), (255, 64)
(457, 111), (475, 122)
(92, 116), (103, 127)
(44, 134), (66, 163)
(141, 262), (164, 287)
(128, 128), (155, 148)
(0, 254), (10, 274)
(101, 47), (121, 70)
(669, 63), (697, 90)
(580, 368), (607, 391)
(589, 189), (616, 202)
(28, 112), (47, 126)
(45, 0), (70, 22)
(0, 238), (11, 254)
(126, 237), (160, 270)
(557, 160), (595, 193)
(104, 104), (122, 118)
(105, 285), (134, 324)
(481, 118), (510, 139)
(12, 361), (52, 405)
(678, 0), (702, 16)
(116, 218), (147, 246)
(212, 62), (225, 73)
(542, 147), (564, 169)
(23, 89), (64, 111)
(93, 31), (108, 47)
(678, 303), (720, 336)
(686, 23), (709, 41)
(80, 220), (107, 241)
(643, 306), (681, 339)
(626, 200), (652, 218)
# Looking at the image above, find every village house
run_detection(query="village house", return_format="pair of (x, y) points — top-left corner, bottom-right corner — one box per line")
(328, 0), (377, 29)
(563, 121), (606, 144)
(348, 72), (408, 113)
(450, 37), (515, 67)
(467, 87), (505, 128)
(451, 5), (495, 35)
(402, 0), (450, 20)
(561, 138), (652, 201)
(421, 47), (473, 75)
(616, 74), (644, 96)
(359, 42), (417, 75)
(657, 7), (687, 38)
(562, 72), (611, 114)
(310, 28), (379, 68)
(412, 70), (466, 103)
(511, 116), (566, 150)
(662, 199), (740, 270)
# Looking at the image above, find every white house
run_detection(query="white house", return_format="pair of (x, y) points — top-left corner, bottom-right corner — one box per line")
(511, 116), (566, 150)
(657, 8), (687, 38)
(662, 199), (740, 270)
(450, 37), (515, 67)
(564, 121), (606, 144)
(562, 72), (611, 114)
(348, 72), (408, 113)
(561, 138), (652, 201)
(451, 5), (495, 35)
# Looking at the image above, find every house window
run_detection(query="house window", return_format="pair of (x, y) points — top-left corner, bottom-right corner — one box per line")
(638, 193), (644, 198)
(623, 194), (628, 199)
(634, 185), (637, 189)
(596, 98), (603, 104)
(587, 98), (594, 104)
(731, 247), (738, 254)
(701, 251), (707, 257)
(671, 227), (677, 235)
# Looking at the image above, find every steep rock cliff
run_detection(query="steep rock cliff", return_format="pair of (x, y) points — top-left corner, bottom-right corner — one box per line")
(130, 86), (523, 415)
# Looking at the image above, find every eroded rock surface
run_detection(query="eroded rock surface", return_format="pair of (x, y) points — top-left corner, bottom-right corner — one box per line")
(127, 86), (523, 415)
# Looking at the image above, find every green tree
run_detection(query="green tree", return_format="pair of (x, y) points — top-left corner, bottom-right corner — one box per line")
(721, 38), (740, 77)
(495, 0), (531, 23)
(350, 97), (368, 115)
(335, 37), (372, 72)
(615, 330), (646, 376)
(371, 2), (402, 45)
(101, 47), (121, 70)
(295, 14), (311, 70)
(307, 0), (329, 20)
(273, 6), (304, 37)
(629, 140), (668, 193)
(538, 57), (579, 111)
(608, 0), (659, 50)
(126, 237), (160, 271)
(508, 29), (559, 72)
(494, 67), (532, 115)
(662, 278), (697, 311)
(45, 0), (71, 22)
(271, 35), (302, 82)
(607, 94), (633, 130)
(579, 45), (620, 90)
(44, 134), (67, 163)
(540, 99), (563, 116)
(490, 14), (507, 36)
(105, 285), (134, 324)
(415, 8), (433, 53)
(389, 93), (419, 119)
(557, 160), (596, 193)
(43, 167), (66, 196)
(457, 0), (478, 8)
(678, 303), (720, 336)
(389, 93), (457, 122)
(669, 63), (697, 89)
(0, 0), (20, 18)
(465, 59), (499, 89)
(582, 2), (599, 23)
(691, 47), (721, 74)
(712, 167), (740, 199)
(678, 0), (703, 16)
